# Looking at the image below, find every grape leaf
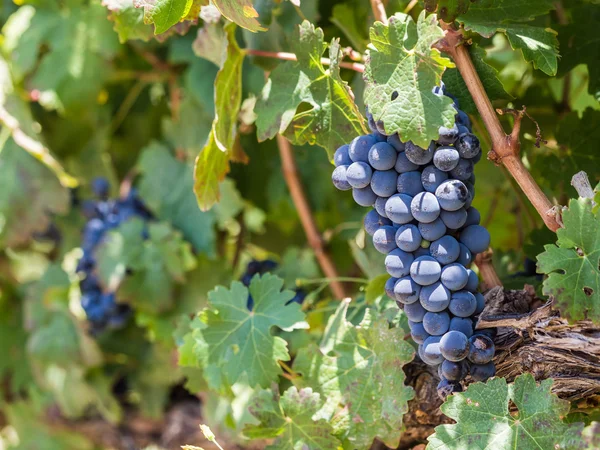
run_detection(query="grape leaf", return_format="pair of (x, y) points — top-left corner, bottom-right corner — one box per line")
(0, 301), (33, 393)
(423, 0), (477, 22)
(195, 274), (308, 388)
(427, 373), (584, 450)
(136, 142), (217, 254)
(537, 198), (600, 322)
(192, 22), (226, 66)
(457, 0), (559, 76)
(330, 3), (369, 52)
(555, 109), (600, 182)
(363, 12), (456, 149)
(133, 0), (201, 34)
(244, 386), (343, 449)
(557, 4), (600, 98)
(194, 131), (230, 211)
(293, 300), (415, 448)
(255, 20), (367, 157)
(103, 0), (154, 42)
(212, 0), (266, 32)
(442, 46), (511, 115)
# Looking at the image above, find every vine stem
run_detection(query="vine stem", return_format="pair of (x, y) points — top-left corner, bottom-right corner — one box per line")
(437, 26), (561, 232)
(474, 251), (502, 290)
(370, 0), (388, 24)
(246, 49), (365, 73)
(275, 134), (347, 299)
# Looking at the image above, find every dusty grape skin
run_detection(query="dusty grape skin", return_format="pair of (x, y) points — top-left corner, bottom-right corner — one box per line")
(470, 361), (496, 381)
(440, 263), (469, 291)
(421, 165), (449, 193)
(405, 141), (435, 165)
(460, 225), (491, 254)
(352, 186), (377, 206)
(449, 291), (478, 318)
(422, 311), (450, 336)
(397, 171), (424, 196)
(433, 146), (460, 172)
(394, 276), (421, 304)
(418, 217), (447, 242)
(346, 161), (373, 188)
(449, 317), (473, 338)
(395, 152), (419, 173)
(385, 248), (414, 278)
(385, 194), (414, 224)
(419, 282), (451, 312)
(332, 165), (351, 191)
(440, 330), (470, 362)
(435, 180), (469, 211)
(334, 144), (352, 166)
(364, 209), (391, 236)
(370, 170), (397, 197)
(395, 224), (422, 252)
(410, 256), (442, 286)
(411, 192), (441, 223)
(430, 235), (460, 265)
(349, 135), (377, 162)
(368, 142), (397, 170)
(373, 226), (398, 254)
(468, 334), (495, 364)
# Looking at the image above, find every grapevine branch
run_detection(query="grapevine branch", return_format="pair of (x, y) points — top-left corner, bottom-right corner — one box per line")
(437, 27), (561, 232)
(370, 0), (388, 24)
(275, 134), (347, 299)
(246, 49), (365, 73)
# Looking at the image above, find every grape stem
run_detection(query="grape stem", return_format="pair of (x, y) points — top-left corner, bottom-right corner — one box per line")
(474, 251), (502, 290)
(370, 0), (388, 24)
(275, 134), (347, 299)
(436, 26), (562, 232)
(245, 49), (365, 73)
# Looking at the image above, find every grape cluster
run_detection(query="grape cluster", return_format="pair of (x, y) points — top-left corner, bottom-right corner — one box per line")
(332, 84), (496, 397)
(240, 260), (307, 309)
(76, 177), (152, 332)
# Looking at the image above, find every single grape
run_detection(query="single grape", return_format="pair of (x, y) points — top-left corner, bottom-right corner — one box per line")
(459, 225), (491, 254)
(430, 235), (460, 265)
(440, 263), (469, 291)
(440, 330), (469, 361)
(433, 146), (460, 172)
(387, 133), (405, 152)
(435, 180), (468, 211)
(455, 110), (471, 130)
(91, 177), (110, 199)
(394, 276), (421, 304)
(370, 170), (397, 197)
(404, 301), (426, 322)
(395, 152), (419, 173)
(470, 361), (496, 381)
(385, 194), (414, 224)
(456, 133), (480, 159)
(449, 291), (478, 318)
(405, 141), (435, 165)
(395, 224), (422, 252)
(464, 181), (475, 209)
(368, 142), (397, 170)
(468, 334), (495, 364)
(423, 311), (450, 335)
(449, 317), (473, 338)
(346, 161), (373, 188)
(332, 165), (351, 191)
(352, 186), (377, 206)
(334, 144), (352, 166)
(410, 256), (442, 286)
(385, 248), (414, 278)
(418, 218), (447, 242)
(437, 377), (463, 399)
(410, 321), (430, 344)
(437, 124), (459, 145)
(440, 208), (467, 229)
(421, 166), (448, 193)
(449, 158), (474, 182)
(441, 359), (468, 381)
(82, 218), (106, 251)
(385, 276), (399, 298)
(411, 192), (440, 223)
(422, 336), (444, 365)
(457, 243), (473, 267)
(420, 282), (451, 312)
(364, 209), (392, 236)
(465, 269), (479, 292)
(349, 135), (377, 162)
(474, 292), (486, 314)
(373, 225), (398, 254)
(374, 196), (389, 218)
(397, 171), (424, 196)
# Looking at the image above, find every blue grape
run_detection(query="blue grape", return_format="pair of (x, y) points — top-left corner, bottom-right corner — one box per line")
(331, 165), (351, 191)
(440, 208), (467, 229)
(410, 321), (429, 344)
(91, 177), (110, 199)
(437, 378), (463, 398)
(465, 269), (479, 292)
(418, 218), (447, 242)
(387, 133), (405, 151)
(375, 196), (389, 217)
(474, 292), (485, 314)
(433, 146), (460, 172)
(368, 142), (397, 170)
(440, 263), (468, 291)
(385, 194), (414, 224)
(395, 152), (419, 173)
(385, 248), (414, 278)
(364, 209), (391, 236)
(470, 361), (496, 381)
(334, 144), (352, 166)
(346, 162), (373, 188)
(449, 158), (474, 182)
(435, 180), (468, 211)
(468, 334), (495, 364)
(437, 124), (459, 145)
(411, 192), (440, 223)
(410, 256), (441, 286)
(405, 141), (435, 165)
(422, 336), (444, 365)
(395, 224), (422, 252)
(373, 226), (398, 254)
(366, 108), (377, 132)
(394, 276), (420, 304)
(456, 133), (480, 159)
(464, 207), (480, 227)
(370, 170), (397, 197)
(423, 311), (450, 335)
(353, 186), (377, 206)
(440, 330), (469, 361)
(404, 301), (426, 322)
(449, 317), (473, 338)
(449, 291), (477, 317)
(385, 276), (398, 298)
(441, 359), (468, 381)
(421, 165), (448, 193)
(349, 135), (377, 162)
(456, 243), (472, 268)
(420, 282), (451, 312)
(397, 171), (424, 196)
(455, 110), (471, 130)
(430, 235), (460, 265)
(82, 218), (106, 251)
(459, 225), (491, 254)
(373, 130), (387, 141)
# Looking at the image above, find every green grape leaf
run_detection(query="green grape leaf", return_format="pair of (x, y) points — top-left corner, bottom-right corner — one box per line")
(427, 374), (584, 450)
(193, 131), (230, 211)
(458, 0), (558, 76)
(423, 0), (477, 22)
(0, 139), (69, 248)
(293, 300), (415, 448)
(133, 0), (200, 34)
(196, 274), (308, 388)
(365, 273), (389, 304)
(330, 3), (369, 52)
(442, 46), (511, 115)
(0, 302), (33, 393)
(27, 313), (81, 366)
(103, 0), (154, 42)
(256, 20), (367, 157)
(192, 22), (226, 66)
(136, 142), (217, 254)
(244, 386), (343, 449)
(212, 0), (266, 32)
(363, 12), (456, 148)
(537, 198), (600, 322)
(555, 109), (600, 182)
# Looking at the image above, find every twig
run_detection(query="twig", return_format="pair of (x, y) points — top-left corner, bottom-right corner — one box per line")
(246, 49), (365, 73)
(437, 27), (562, 232)
(370, 0), (388, 24)
(403, 0), (419, 14)
(275, 134), (346, 299)
(475, 250), (502, 290)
